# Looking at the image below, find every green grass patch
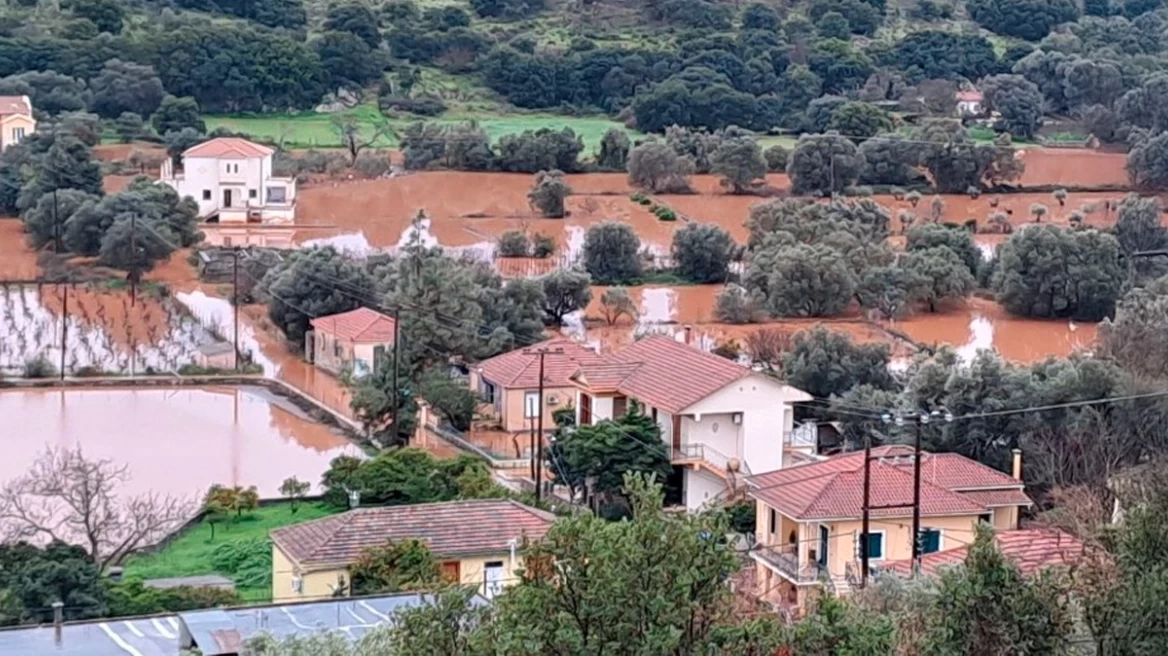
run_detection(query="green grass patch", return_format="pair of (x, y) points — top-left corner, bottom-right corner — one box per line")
(122, 501), (339, 599)
(205, 105), (642, 151)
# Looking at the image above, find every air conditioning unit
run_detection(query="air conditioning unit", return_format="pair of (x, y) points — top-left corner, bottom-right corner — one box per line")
(732, 413), (742, 425)
(547, 395), (561, 406)
(290, 576), (303, 593)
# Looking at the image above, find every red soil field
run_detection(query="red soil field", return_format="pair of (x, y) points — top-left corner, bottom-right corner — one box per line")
(1015, 148), (1128, 188)
(0, 220), (39, 279)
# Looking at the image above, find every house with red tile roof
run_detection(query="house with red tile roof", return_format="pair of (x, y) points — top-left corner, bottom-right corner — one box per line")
(309, 307), (396, 378)
(879, 527), (1083, 579)
(471, 338), (603, 433)
(269, 499), (555, 602)
(746, 445), (1030, 612)
(570, 335), (813, 510)
(0, 95), (34, 151)
(159, 137), (295, 225)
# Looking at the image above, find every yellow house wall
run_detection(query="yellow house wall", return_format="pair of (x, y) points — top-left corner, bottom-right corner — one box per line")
(271, 545), (350, 603)
(821, 514), (983, 577)
(271, 545), (522, 602)
(500, 385), (574, 433)
(992, 505), (1019, 531)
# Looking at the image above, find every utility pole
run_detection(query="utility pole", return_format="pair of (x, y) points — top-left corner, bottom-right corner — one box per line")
(390, 307), (400, 434)
(523, 344), (564, 502)
(861, 433), (871, 586)
(130, 213), (137, 307)
(911, 414), (928, 573)
(59, 283), (67, 380)
(232, 248), (240, 370)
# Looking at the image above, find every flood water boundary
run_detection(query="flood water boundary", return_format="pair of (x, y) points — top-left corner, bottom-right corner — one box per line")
(0, 374), (368, 445)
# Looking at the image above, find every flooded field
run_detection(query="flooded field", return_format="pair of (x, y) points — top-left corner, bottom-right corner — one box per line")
(0, 385), (359, 499)
(570, 285), (1094, 363)
(0, 284), (214, 376)
(1016, 148), (1128, 188)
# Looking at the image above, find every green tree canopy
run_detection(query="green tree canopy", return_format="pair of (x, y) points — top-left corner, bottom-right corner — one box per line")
(671, 222), (736, 284)
(582, 222), (643, 284)
(992, 225), (1124, 320)
(781, 325), (898, 399)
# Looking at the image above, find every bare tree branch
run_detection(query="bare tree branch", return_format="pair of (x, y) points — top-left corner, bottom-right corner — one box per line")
(0, 448), (196, 569)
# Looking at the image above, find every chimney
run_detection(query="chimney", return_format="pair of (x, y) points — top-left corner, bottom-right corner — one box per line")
(1011, 448), (1023, 481)
(683, 325), (692, 345)
(52, 601), (64, 645)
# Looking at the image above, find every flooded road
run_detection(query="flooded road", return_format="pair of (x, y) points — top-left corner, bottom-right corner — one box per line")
(0, 386), (360, 500)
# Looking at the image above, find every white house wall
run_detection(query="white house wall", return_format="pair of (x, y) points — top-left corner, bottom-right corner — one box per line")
(680, 413), (739, 463)
(684, 467), (726, 510)
(681, 373), (810, 475)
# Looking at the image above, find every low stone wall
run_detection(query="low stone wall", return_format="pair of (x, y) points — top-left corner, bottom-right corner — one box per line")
(0, 374), (367, 442)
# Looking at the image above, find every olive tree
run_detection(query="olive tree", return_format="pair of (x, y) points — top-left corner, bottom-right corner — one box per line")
(980, 74), (1044, 139)
(627, 141), (694, 193)
(758, 244), (856, 317)
(596, 128), (630, 170)
(906, 223), (980, 275)
(992, 225), (1123, 321)
(527, 169), (572, 218)
(671, 222), (736, 283)
(539, 269), (592, 325)
(709, 136), (766, 194)
(787, 132), (864, 195)
(902, 246), (976, 312)
(583, 222), (642, 284)
(1127, 131), (1168, 190)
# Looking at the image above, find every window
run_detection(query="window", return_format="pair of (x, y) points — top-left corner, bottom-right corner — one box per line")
(12, 127), (24, 142)
(918, 529), (942, 555)
(223, 236), (233, 247)
(978, 513), (992, 525)
(858, 531), (885, 561)
(249, 189), (257, 199)
(267, 186), (287, 203)
(524, 391), (539, 418)
(202, 189), (212, 200)
(479, 380), (496, 404)
(768, 509), (776, 535)
(333, 339), (343, 358)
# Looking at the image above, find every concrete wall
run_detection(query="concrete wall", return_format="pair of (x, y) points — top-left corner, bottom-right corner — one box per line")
(575, 391), (615, 425)
(823, 514), (983, 577)
(683, 467), (726, 510)
(680, 412), (738, 462)
(499, 385), (573, 433)
(992, 505), (1019, 531)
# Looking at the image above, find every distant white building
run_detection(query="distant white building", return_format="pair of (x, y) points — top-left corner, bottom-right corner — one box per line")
(160, 137), (296, 224)
(0, 95), (34, 151)
(955, 89), (984, 117)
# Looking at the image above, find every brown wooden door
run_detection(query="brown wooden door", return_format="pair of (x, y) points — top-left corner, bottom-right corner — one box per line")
(440, 561), (461, 584)
(613, 396), (628, 418)
(580, 393), (592, 425)
(672, 418), (681, 452)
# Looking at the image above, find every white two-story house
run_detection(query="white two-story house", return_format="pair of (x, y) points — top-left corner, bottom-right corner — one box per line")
(0, 95), (34, 150)
(570, 335), (813, 510)
(160, 137), (295, 225)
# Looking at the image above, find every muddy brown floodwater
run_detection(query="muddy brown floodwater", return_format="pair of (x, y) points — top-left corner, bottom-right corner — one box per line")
(570, 285), (1095, 363)
(0, 385), (360, 499)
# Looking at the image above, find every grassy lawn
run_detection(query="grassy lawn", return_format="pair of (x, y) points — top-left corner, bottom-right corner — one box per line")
(205, 104), (643, 152)
(122, 501), (339, 600)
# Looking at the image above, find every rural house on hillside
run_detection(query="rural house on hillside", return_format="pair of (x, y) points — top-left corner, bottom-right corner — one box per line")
(308, 307), (396, 377)
(471, 338), (603, 434)
(570, 335), (813, 511)
(0, 95), (33, 150)
(160, 137), (296, 224)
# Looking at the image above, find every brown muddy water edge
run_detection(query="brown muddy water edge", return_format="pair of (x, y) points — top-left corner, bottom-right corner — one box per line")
(0, 375), (371, 448)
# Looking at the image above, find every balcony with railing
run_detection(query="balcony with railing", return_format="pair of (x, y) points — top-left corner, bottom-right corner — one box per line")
(752, 543), (823, 584)
(670, 442), (751, 478)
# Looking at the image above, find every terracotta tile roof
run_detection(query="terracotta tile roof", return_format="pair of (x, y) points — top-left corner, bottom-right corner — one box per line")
(310, 307), (396, 343)
(183, 137), (274, 159)
(959, 488), (1033, 508)
(476, 338), (603, 390)
(889, 452), (1024, 490)
(0, 95), (30, 116)
(955, 90), (983, 102)
(880, 528), (1084, 578)
(270, 499), (556, 567)
(573, 335), (751, 413)
(747, 446), (1030, 521)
